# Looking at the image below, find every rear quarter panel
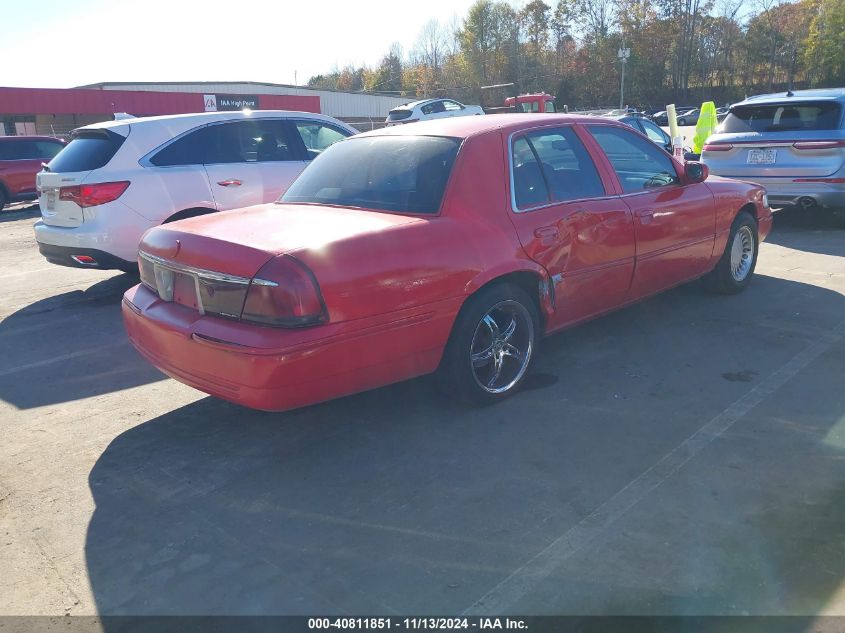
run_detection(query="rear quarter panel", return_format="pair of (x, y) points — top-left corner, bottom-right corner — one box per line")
(98, 121), (216, 223)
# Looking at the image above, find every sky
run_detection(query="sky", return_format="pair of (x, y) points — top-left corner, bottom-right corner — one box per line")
(0, 0), (477, 89)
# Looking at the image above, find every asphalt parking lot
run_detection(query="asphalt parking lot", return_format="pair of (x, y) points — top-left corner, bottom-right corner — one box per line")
(1, 202), (844, 617)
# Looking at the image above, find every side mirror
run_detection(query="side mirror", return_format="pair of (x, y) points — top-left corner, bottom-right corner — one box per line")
(685, 161), (708, 183)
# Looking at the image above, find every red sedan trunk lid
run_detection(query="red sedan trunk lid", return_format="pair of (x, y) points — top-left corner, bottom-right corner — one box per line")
(140, 203), (421, 278)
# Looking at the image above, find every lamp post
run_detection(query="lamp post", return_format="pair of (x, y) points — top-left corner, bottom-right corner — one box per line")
(618, 46), (630, 110)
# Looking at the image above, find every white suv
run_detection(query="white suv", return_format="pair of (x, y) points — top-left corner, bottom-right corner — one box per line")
(34, 110), (357, 271)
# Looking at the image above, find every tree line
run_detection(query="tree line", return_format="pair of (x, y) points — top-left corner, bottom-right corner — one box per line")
(307, 0), (844, 110)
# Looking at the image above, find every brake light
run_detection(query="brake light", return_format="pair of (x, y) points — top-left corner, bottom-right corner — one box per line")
(792, 141), (845, 150)
(241, 255), (327, 327)
(59, 181), (129, 207)
(702, 143), (733, 151)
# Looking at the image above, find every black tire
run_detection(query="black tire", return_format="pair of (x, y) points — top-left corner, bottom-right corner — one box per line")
(678, 118), (687, 126)
(0, 187), (7, 211)
(705, 211), (758, 294)
(438, 283), (539, 405)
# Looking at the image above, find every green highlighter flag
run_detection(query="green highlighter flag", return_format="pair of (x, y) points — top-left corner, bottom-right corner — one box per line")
(693, 101), (718, 155)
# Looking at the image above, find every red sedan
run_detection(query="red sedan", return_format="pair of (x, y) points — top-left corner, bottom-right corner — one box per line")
(123, 114), (773, 411)
(0, 136), (65, 209)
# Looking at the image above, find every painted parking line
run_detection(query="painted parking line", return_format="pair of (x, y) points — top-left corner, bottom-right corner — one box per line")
(464, 317), (845, 615)
(0, 267), (67, 280)
(0, 342), (127, 378)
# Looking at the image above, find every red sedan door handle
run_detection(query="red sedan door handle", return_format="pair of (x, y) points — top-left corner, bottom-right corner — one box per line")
(534, 226), (559, 238)
(217, 179), (242, 187)
(635, 208), (655, 224)
(534, 225), (560, 246)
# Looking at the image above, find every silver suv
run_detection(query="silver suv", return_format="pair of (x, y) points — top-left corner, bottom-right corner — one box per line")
(702, 88), (845, 216)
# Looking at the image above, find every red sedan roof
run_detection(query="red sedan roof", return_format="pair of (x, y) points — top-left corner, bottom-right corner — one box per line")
(361, 113), (605, 139)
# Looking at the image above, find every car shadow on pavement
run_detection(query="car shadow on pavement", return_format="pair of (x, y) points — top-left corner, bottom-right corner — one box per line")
(84, 274), (845, 616)
(0, 203), (40, 223)
(0, 272), (166, 409)
(765, 207), (845, 258)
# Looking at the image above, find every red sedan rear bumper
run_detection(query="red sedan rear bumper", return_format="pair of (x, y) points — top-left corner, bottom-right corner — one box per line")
(122, 284), (457, 412)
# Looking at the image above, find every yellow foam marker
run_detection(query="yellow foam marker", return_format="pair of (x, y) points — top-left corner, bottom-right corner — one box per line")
(666, 104), (679, 141)
(693, 101), (718, 155)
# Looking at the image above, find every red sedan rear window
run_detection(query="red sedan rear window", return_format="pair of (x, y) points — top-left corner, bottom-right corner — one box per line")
(281, 135), (461, 214)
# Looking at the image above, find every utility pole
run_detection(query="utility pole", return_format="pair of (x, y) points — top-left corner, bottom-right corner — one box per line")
(618, 45), (630, 110)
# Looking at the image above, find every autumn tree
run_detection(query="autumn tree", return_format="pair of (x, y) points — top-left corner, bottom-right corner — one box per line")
(368, 44), (405, 93)
(306, 0), (844, 113)
(804, 0), (845, 86)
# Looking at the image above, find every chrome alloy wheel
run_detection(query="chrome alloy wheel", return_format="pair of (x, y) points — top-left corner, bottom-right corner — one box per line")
(730, 225), (755, 282)
(470, 300), (534, 394)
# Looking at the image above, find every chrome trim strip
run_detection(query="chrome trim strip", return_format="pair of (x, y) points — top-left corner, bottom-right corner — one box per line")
(139, 251), (251, 285)
(251, 278), (279, 287)
(616, 185), (682, 200)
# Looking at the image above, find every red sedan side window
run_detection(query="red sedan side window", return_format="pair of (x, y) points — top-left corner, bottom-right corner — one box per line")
(512, 136), (550, 209)
(587, 125), (680, 194)
(511, 127), (605, 211)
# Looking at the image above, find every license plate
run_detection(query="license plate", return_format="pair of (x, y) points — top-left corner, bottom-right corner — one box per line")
(747, 149), (777, 164)
(153, 265), (175, 302)
(45, 191), (56, 210)
(173, 273), (199, 309)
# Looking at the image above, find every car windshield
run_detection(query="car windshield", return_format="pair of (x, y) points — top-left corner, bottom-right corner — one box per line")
(721, 101), (843, 133)
(281, 135), (461, 214)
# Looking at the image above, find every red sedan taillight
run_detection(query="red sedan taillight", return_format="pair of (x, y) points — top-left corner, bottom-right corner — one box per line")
(59, 181), (129, 208)
(241, 255), (327, 327)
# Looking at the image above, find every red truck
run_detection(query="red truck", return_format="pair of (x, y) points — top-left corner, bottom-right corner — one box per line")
(0, 136), (66, 209)
(482, 89), (557, 114)
(503, 93), (556, 113)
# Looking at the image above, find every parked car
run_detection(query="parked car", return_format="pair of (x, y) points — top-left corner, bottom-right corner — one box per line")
(716, 107), (730, 121)
(653, 107), (696, 126)
(702, 88), (845, 215)
(677, 108), (701, 126)
(652, 110), (669, 125)
(34, 110), (356, 271)
(123, 114), (772, 412)
(0, 136), (65, 209)
(386, 99), (484, 125)
(607, 114), (673, 153)
(606, 108), (641, 116)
